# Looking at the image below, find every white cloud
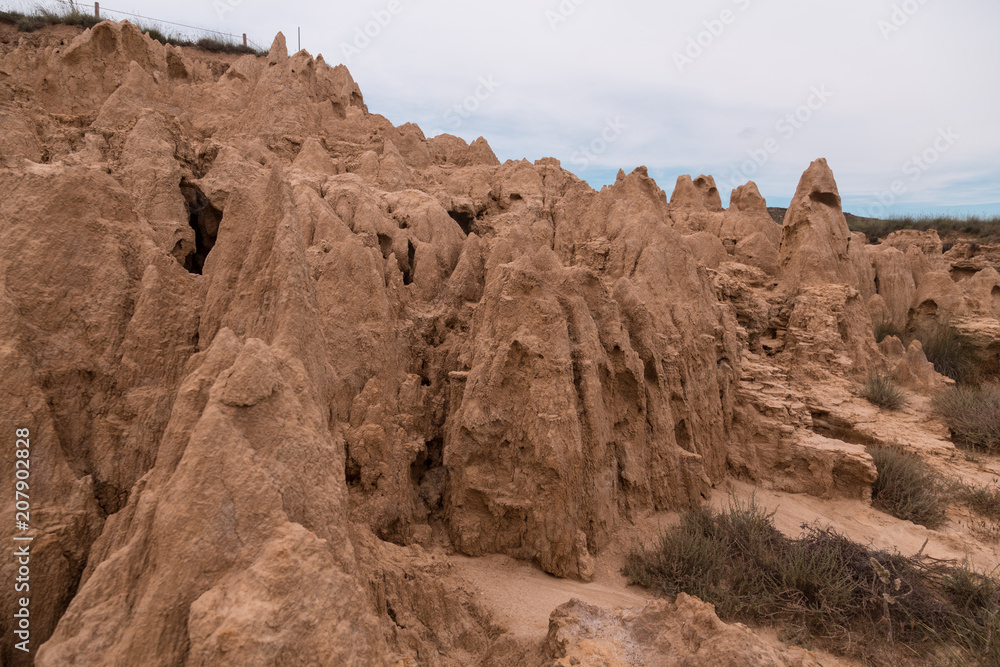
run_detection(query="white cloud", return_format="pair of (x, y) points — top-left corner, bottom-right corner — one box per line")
(53, 0), (1000, 214)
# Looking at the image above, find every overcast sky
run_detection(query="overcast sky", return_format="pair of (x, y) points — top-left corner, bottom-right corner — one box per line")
(24, 0), (1000, 216)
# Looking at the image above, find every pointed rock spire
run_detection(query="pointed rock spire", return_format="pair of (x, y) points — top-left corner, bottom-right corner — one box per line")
(778, 158), (858, 289)
(267, 32), (287, 65)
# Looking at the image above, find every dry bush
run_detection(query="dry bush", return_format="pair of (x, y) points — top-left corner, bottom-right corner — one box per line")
(860, 370), (908, 410)
(932, 384), (1000, 453)
(917, 324), (982, 385)
(873, 315), (905, 344)
(624, 496), (1000, 665)
(868, 444), (947, 529)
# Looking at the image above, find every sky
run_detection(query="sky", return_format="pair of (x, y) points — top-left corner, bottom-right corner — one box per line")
(19, 0), (1000, 216)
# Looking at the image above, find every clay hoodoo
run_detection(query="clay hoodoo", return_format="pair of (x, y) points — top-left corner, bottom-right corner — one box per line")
(1, 18), (998, 666)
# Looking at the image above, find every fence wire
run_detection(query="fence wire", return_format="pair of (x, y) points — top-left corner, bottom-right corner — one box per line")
(17, 0), (267, 51)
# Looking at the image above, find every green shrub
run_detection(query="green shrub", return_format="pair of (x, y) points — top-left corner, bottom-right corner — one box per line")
(860, 369), (908, 410)
(932, 384), (1000, 453)
(624, 497), (1000, 664)
(916, 324), (981, 384)
(868, 444), (947, 529)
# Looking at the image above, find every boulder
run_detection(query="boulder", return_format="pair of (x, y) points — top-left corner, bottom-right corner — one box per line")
(545, 596), (823, 667)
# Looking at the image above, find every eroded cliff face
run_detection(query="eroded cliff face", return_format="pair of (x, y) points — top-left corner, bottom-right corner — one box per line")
(2, 19), (997, 666)
(0, 22), (743, 664)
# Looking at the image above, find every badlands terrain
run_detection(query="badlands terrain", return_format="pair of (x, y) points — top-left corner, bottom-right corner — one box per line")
(0, 19), (998, 666)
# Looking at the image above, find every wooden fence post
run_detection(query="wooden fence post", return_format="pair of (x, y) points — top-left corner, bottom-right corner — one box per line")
(243, 33), (247, 47)
(94, 3), (100, 18)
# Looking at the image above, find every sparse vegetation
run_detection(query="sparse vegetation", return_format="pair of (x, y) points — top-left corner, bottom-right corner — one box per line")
(932, 384), (1000, 453)
(951, 480), (1000, 542)
(0, 7), (100, 31)
(624, 496), (1000, 665)
(868, 443), (947, 529)
(873, 315), (904, 344)
(767, 208), (1000, 244)
(847, 214), (1000, 245)
(956, 482), (1000, 521)
(916, 324), (981, 385)
(133, 26), (260, 55)
(0, 7), (262, 55)
(860, 369), (908, 410)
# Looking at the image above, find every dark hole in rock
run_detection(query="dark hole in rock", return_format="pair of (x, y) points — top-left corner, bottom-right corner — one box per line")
(448, 209), (474, 235)
(809, 411), (874, 446)
(386, 602), (400, 626)
(345, 456), (361, 487)
(809, 191), (840, 208)
(402, 240), (416, 285)
(643, 360), (659, 385)
(179, 179), (221, 274)
(411, 437), (444, 487)
(377, 232), (394, 260)
(415, 439), (447, 513)
(674, 419), (693, 452)
(94, 479), (128, 515)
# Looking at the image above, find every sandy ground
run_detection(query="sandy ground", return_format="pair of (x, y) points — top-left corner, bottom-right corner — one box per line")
(449, 464), (999, 665)
(450, 553), (651, 639)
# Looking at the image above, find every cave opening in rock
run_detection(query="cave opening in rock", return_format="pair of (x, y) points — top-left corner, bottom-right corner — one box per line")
(402, 240), (416, 285)
(377, 233), (394, 260)
(179, 179), (222, 274)
(809, 191), (840, 208)
(448, 209), (474, 235)
(411, 437), (444, 486)
(412, 437), (446, 514)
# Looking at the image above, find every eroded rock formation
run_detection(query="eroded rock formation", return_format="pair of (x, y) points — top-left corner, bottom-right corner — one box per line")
(1, 18), (998, 665)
